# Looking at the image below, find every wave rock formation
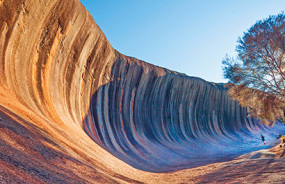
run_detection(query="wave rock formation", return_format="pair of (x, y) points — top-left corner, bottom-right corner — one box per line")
(0, 0), (284, 183)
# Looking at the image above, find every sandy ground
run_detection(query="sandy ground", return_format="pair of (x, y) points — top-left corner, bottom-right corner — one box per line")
(1, 0), (285, 183)
(0, 102), (285, 183)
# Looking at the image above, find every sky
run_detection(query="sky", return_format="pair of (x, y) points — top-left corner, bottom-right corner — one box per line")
(80, 0), (285, 83)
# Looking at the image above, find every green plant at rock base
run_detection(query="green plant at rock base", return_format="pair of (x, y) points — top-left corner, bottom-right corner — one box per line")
(223, 12), (285, 125)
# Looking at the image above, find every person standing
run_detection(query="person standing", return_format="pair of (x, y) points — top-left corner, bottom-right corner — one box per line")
(261, 134), (265, 145)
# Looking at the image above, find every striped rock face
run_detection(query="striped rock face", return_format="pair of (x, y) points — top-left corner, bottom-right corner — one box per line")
(0, 0), (284, 183)
(84, 54), (283, 172)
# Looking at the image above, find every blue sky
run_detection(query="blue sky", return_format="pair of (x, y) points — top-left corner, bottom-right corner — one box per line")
(80, 0), (285, 83)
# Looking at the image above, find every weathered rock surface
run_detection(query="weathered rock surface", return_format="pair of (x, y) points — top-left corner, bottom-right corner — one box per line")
(0, 0), (285, 183)
(84, 53), (283, 172)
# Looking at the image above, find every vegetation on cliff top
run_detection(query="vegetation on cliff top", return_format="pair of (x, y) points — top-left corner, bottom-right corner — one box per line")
(223, 12), (285, 125)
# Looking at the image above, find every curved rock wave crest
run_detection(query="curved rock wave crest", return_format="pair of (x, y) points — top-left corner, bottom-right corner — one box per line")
(0, 0), (283, 176)
(84, 53), (283, 172)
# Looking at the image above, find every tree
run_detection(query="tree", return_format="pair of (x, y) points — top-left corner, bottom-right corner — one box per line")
(222, 12), (285, 125)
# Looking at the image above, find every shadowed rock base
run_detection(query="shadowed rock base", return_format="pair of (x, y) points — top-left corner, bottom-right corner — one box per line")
(0, 0), (285, 183)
